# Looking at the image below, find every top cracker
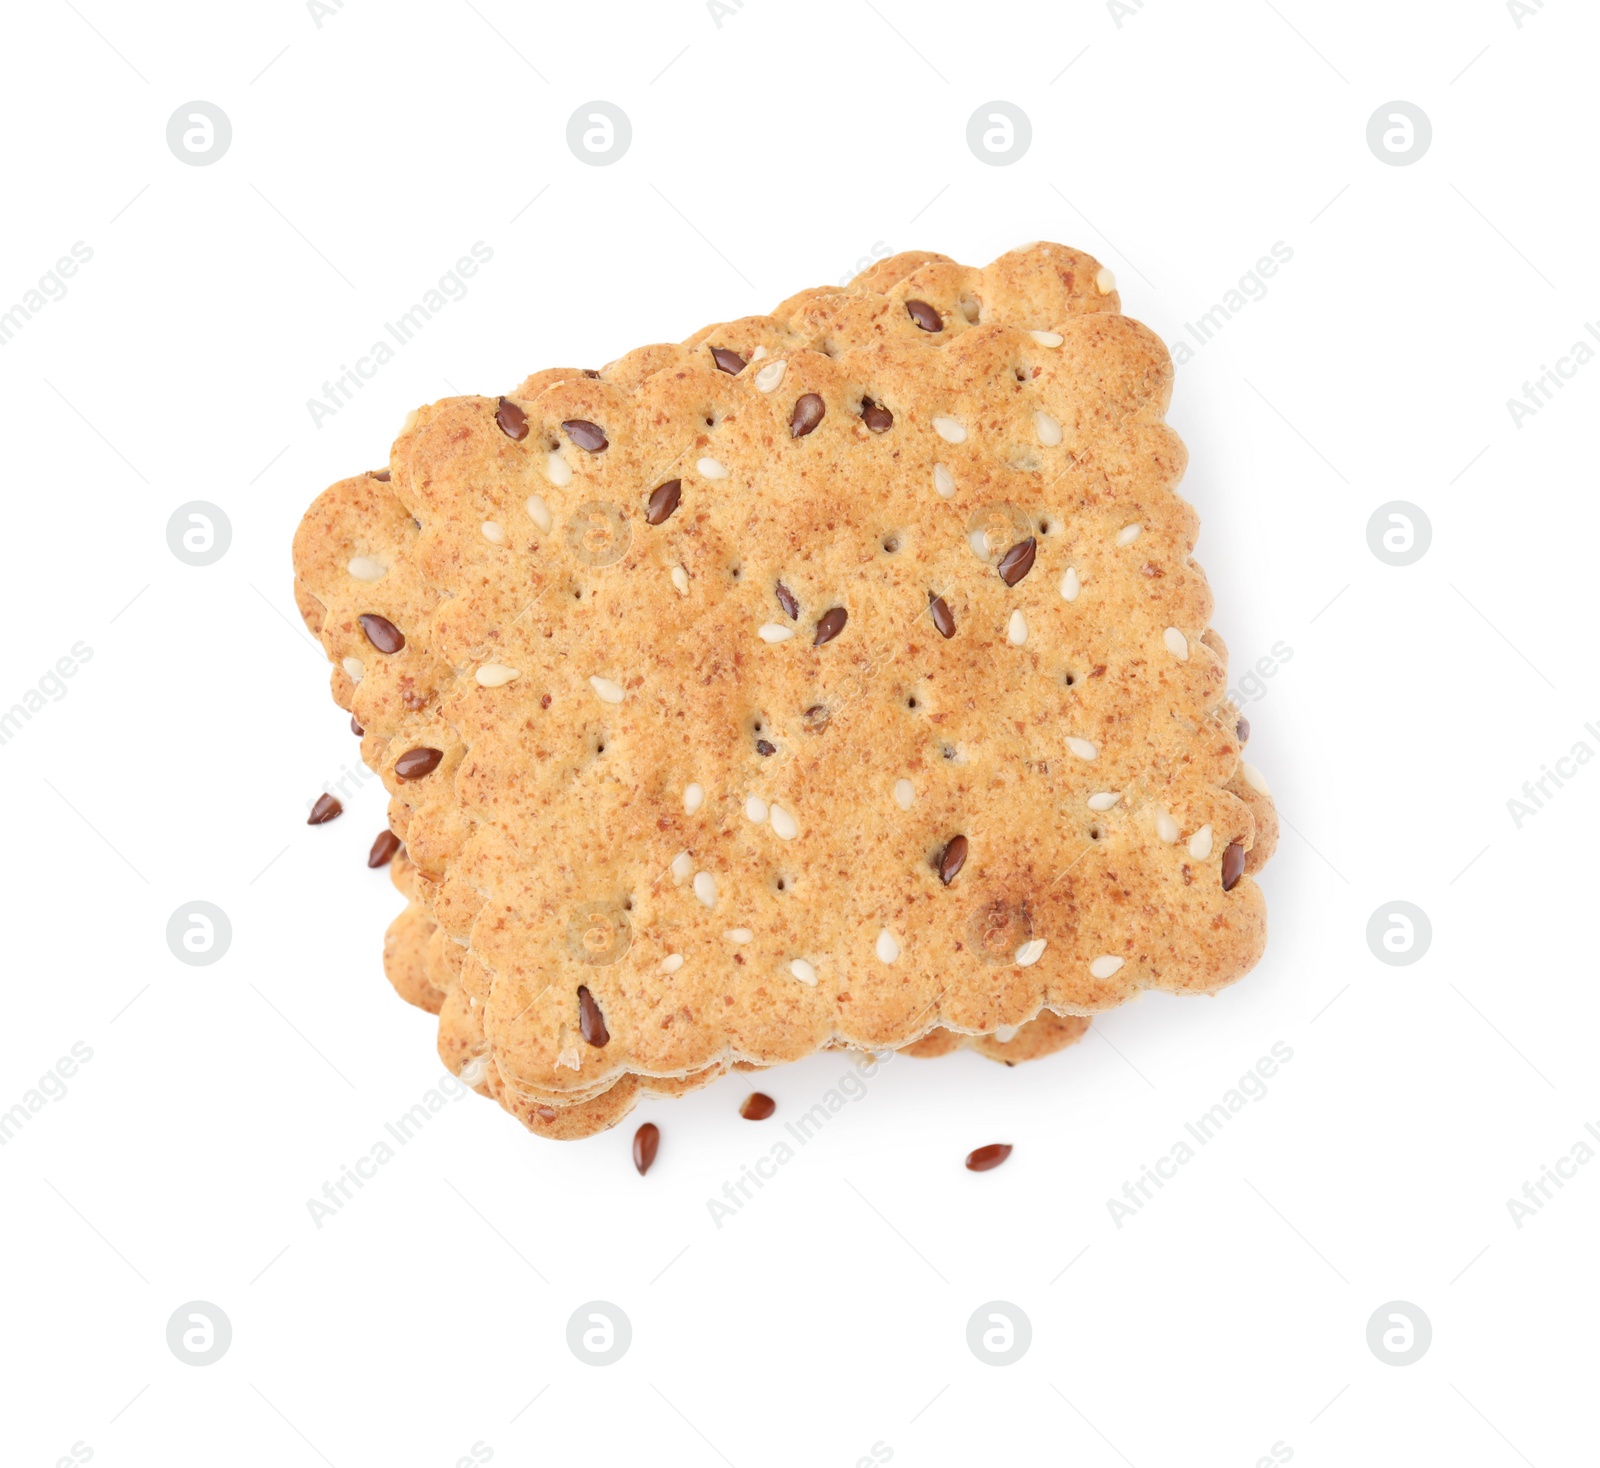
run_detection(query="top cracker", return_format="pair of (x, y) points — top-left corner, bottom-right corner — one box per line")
(293, 244), (1272, 1107)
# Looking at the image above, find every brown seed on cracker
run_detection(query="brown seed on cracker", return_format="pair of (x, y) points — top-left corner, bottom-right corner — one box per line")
(775, 581), (799, 619)
(495, 397), (528, 440)
(633, 1121), (660, 1175)
(755, 739), (776, 756)
(307, 793), (342, 825)
(740, 1092), (776, 1120)
(929, 592), (956, 639)
(563, 418), (609, 452)
(577, 985), (610, 1046)
(646, 479), (682, 526)
(790, 393), (825, 437)
(937, 835), (969, 885)
(372, 469), (390, 482)
(965, 1143), (1012, 1172)
(1237, 717), (1250, 744)
(358, 613), (405, 653)
(710, 346), (746, 375)
(394, 746), (443, 780)
(906, 299), (943, 332)
(350, 715), (363, 736)
(367, 830), (401, 868)
(1221, 841), (1246, 891)
(997, 537), (1037, 587)
(860, 396), (894, 433)
(813, 607), (847, 646)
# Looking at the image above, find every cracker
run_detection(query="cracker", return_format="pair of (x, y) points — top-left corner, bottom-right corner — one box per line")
(293, 243), (1272, 1137)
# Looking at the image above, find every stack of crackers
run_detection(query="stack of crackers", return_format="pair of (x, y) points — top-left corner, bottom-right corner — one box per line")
(291, 243), (1276, 1140)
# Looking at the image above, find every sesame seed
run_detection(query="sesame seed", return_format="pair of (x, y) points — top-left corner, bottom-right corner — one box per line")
(754, 359), (787, 393)
(968, 529), (990, 559)
(1188, 824), (1214, 859)
(1007, 610), (1028, 646)
(698, 456), (729, 479)
(1116, 523), (1142, 547)
(671, 565), (690, 595)
(875, 928), (900, 964)
(544, 452), (572, 487)
(400, 409), (418, 435)
(933, 463), (955, 498)
(769, 804), (799, 840)
(1029, 330), (1064, 347)
(1241, 761), (1271, 796)
(1059, 566), (1080, 601)
(589, 675), (625, 704)
(693, 872), (717, 907)
(670, 850), (692, 882)
(724, 928), (754, 944)
(347, 556), (385, 581)
(1066, 737), (1097, 760)
(932, 415), (967, 443)
(750, 345), (768, 361)
(1163, 627), (1189, 660)
(758, 623), (795, 643)
(1089, 954), (1125, 979)
(480, 520), (505, 544)
(526, 494), (553, 532)
(475, 663), (519, 687)
(341, 656), (364, 683)
(660, 953), (684, 973)
(994, 1024), (1020, 1043)
(893, 778), (915, 810)
(1087, 791), (1119, 811)
(684, 783), (704, 814)
(789, 958), (817, 986)
(1154, 809), (1179, 843)
(1095, 266), (1117, 294)
(1034, 410), (1063, 446)
(745, 795), (769, 823)
(556, 1044), (581, 1071)
(458, 1055), (489, 1086)
(1015, 938), (1047, 966)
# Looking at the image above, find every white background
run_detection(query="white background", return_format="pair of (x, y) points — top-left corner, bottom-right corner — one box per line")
(2, 1), (1596, 1464)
